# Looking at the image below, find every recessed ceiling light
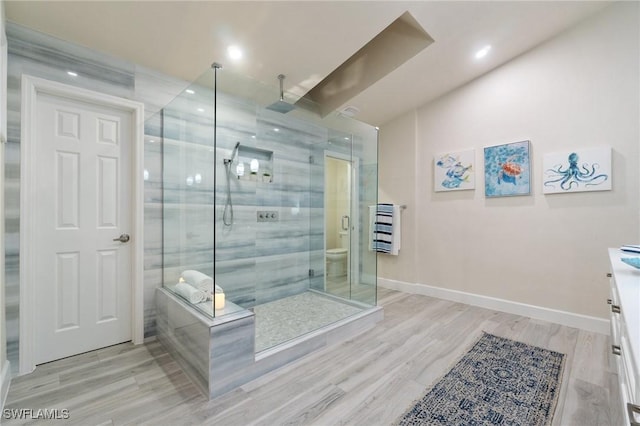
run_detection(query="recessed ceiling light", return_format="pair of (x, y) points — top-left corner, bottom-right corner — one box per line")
(344, 137), (350, 140)
(197, 108), (205, 113)
(274, 128), (280, 132)
(149, 139), (155, 143)
(185, 89), (195, 94)
(475, 45), (492, 59)
(227, 45), (243, 61)
(67, 71), (78, 77)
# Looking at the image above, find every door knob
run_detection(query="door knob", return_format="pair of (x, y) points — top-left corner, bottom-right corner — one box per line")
(113, 234), (130, 243)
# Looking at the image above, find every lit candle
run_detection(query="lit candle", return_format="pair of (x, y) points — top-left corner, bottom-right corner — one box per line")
(214, 292), (225, 310)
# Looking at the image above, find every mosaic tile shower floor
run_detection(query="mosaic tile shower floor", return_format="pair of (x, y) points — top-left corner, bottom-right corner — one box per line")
(253, 291), (364, 352)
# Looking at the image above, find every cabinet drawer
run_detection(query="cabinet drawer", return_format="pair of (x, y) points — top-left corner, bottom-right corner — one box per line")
(610, 275), (620, 305)
(621, 332), (639, 404)
(610, 314), (621, 372)
(609, 281), (622, 370)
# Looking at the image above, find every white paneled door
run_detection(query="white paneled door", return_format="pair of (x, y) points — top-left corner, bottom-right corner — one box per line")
(33, 92), (133, 364)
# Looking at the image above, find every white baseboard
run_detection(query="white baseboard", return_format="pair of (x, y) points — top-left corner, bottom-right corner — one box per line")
(1, 361), (10, 412)
(378, 278), (609, 335)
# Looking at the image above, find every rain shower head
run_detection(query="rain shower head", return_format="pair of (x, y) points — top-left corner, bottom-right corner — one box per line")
(266, 74), (296, 114)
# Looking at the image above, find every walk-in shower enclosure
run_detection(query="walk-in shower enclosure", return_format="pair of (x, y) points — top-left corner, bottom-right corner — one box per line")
(155, 65), (379, 397)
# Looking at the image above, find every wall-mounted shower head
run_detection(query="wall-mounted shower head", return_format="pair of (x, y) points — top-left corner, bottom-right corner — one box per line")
(224, 142), (240, 165)
(222, 141), (240, 226)
(266, 74), (296, 114)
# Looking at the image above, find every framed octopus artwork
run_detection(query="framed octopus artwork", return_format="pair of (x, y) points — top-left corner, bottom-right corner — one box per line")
(542, 146), (611, 194)
(484, 140), (531, 197)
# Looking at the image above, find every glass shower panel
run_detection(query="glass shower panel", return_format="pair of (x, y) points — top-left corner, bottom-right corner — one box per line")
(160, 64), (378, 330)
(162, 69), (222, 318)
(214, 69), (327, 311)
(212, 70), (260, 310)
(353, 126), (378, 307)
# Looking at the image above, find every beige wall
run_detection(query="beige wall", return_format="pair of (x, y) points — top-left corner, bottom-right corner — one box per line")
(378, 2), (639, 319)
(378, 110), (417, 283)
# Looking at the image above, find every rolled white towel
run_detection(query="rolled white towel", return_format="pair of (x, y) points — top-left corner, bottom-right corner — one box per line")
(181, 270), (214, 293)
(173, 282), (207, 304)
(181, 270), (225, 295)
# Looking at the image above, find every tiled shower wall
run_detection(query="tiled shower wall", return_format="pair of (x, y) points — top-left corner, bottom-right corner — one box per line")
(213, 105), (330, 307)
(4, 23), (187, 373)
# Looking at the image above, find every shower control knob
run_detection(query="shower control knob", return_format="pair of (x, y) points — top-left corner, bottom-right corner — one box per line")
(257, 210), (278, 222)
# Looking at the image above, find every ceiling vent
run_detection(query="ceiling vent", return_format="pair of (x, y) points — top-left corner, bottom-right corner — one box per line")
(339, 105), (361, 117)
(297, 11), (434, 117)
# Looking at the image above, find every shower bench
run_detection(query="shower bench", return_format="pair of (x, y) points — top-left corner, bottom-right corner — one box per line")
(156, 287), (383, 399)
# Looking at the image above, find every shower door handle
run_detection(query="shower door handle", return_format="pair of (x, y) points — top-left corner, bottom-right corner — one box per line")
(341, 215), (349, 231)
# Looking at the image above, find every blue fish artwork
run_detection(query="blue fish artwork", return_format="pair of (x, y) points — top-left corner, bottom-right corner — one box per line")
(434, 150), (475, 192)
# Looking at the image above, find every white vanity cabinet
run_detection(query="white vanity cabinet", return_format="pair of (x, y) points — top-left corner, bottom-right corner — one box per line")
(608, 248), (640, 426)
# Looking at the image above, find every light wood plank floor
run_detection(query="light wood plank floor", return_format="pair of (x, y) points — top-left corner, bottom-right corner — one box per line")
(4, 289), (621, 425)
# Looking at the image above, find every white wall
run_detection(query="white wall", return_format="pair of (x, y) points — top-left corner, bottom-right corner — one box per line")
(379, 2), (639, 321)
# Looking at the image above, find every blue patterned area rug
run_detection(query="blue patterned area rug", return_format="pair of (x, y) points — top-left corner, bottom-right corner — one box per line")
(396, 332), (565, 426)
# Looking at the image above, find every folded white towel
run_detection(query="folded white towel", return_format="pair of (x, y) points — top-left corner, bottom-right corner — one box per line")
(180, 270), (224, 294)
(173, 282), (207, 304)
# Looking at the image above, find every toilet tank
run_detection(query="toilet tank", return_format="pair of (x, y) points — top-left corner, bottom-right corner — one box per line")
(338, 231), (349, 249)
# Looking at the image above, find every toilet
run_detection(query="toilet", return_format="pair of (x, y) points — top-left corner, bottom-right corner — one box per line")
(326, 231), (348, 278)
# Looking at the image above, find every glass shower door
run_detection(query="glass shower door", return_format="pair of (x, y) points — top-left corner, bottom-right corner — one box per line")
(324, 145), (353, 298)
(322, 126), (377, 307)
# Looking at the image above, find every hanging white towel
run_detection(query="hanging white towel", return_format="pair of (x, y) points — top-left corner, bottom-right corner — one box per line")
(369, 203), (401, 255)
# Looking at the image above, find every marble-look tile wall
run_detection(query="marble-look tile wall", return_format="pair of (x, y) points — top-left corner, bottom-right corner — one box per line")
(4, 23), (189, 373)
(161, 83), (331, 308)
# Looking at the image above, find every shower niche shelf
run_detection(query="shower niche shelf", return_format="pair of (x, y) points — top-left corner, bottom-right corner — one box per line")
(236, 145), (273, 183)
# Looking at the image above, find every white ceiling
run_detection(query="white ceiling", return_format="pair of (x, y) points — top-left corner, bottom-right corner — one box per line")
(5, 1), (612, 126)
